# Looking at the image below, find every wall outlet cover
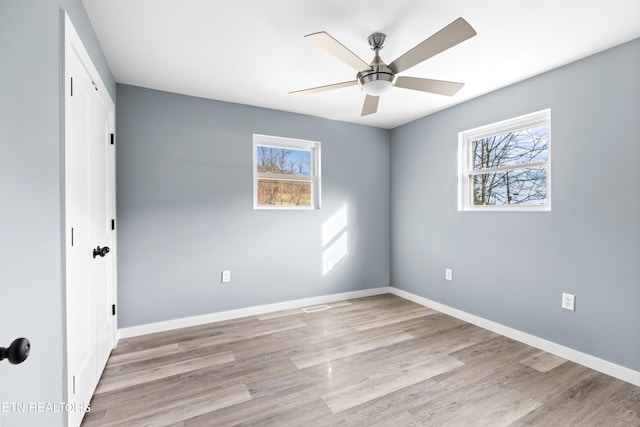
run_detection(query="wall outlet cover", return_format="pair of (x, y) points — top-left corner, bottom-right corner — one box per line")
(221, 270), (231, 283)
(445, 268), (452, 281)
(561, 292), (575, 311)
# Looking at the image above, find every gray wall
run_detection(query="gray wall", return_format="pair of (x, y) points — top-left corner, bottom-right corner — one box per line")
(0, 1), (114, 426)
(116, 85), (390, 327)
(390, 39), (640, 371)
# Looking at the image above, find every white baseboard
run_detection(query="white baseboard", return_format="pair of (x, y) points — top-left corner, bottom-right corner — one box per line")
(118, 287), (391, 339)
(389, 287), (640, 387)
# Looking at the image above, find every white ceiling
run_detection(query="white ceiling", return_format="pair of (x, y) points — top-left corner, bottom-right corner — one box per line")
(82, 0), (640, 129)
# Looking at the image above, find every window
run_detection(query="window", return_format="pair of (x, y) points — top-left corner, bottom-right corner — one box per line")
(253, 134), (321, 209)
(458, 109), (551, 211)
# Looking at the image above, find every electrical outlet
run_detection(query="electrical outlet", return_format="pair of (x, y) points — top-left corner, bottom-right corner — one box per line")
(221, 270), (231, 283)
(445, 268), (452, 281)
(561, 293), (575, 311)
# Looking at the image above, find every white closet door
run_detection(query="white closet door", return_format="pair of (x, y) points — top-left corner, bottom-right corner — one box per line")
(65, 13), (116, 427)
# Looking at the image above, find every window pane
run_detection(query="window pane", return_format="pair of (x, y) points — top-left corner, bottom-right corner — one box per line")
(256, 146), (311, 176)
(472, 124), (548, 170)
(257, 179), (312, 206)
(472, 167), (547, 206)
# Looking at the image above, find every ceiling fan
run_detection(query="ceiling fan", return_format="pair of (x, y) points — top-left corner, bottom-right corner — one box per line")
(290, 18), (477, 116)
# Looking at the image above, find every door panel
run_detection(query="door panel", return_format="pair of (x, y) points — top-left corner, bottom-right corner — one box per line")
(66, 49), (96, 418)
(89, 90), (113, 374)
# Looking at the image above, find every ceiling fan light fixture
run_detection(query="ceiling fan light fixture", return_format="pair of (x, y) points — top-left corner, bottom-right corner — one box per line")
(357, 65), (396, 96)
(359, 76), (394, 96)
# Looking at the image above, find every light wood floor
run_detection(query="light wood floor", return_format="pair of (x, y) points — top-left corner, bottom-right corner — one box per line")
(83, 294), (640, 426)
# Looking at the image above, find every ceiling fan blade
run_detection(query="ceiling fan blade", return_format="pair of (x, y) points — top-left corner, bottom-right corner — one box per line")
(306, 32), (371, 72)
(361, 95), (380, 116)
(289, 80), (357, 96)
(389, 17), (476, 74)
(395, 76), (464, 96)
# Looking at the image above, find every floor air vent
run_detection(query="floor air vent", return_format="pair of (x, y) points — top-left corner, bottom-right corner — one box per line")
(302, 304), (331, 313)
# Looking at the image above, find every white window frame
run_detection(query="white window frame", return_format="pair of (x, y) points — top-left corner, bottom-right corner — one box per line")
(458, 109), (551, 212)
(253, 134), (321, 210)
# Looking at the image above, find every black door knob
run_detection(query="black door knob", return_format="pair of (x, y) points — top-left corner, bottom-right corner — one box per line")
(0, 338), (30, 364)
(93, 246), (110, 258)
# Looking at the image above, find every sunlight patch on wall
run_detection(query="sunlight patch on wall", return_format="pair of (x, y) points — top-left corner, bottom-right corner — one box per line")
(322, 204), (349, 275)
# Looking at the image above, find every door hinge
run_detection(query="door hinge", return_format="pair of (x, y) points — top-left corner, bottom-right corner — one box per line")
(110, 133), (114, 145)
(112, 304), (116, 316)
(111, 219), (115, 230)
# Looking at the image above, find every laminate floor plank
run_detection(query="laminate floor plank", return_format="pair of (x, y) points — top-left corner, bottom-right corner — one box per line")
(82, 294), (640, 426)
(580, 400), (640, 426)
(101, 343), (235, 378)
(520, 350), (567, 373)
(508, 372), (630, 426)
(350, 305), (437, 331)
(172, 352), (299, 390)
(410, 379), (541, 426)
(507, 360), (598, 403)
(95, 351), (235, 393)
(322, 354), (464, 413)
(105, 341), (181, 366)
(402, 324), (499, 358)
(96, 382), (251, 427)
(399, 312), (478, 339)
(247, 352), (376, 400)
(85, 375), (251, 426)
(333, 378), (449, 426)
(360, 345), (464, 380)
(257, 300), (354, 321)
(370, 411), (415, 426)
(613, 382), (640, 417)
(432, 338), (540, 390)
(290, 330), (414, 369)
(175, 385), (331, 426)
